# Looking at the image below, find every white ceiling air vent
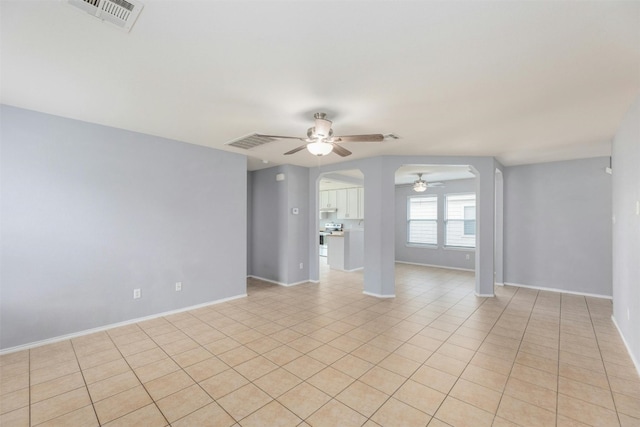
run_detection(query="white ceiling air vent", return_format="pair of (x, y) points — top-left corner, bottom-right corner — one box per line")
(68, 0), (144, 32)
(225, 133), (278, 150)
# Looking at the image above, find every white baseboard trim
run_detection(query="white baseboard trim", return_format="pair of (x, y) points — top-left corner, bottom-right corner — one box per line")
(363, 291), (395, 299)
(495, 282), (505, 287)
(475, 292), (495, 297)
(0, 293), (247, 356)
(247, 275), (311, 287)
(611, 315), (640, 377)
(395, 260), (474, 272)
(344, 267), (364, 273)
(503, 282), (612, 300)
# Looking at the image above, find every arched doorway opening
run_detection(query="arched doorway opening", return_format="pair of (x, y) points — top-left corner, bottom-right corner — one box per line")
(393, 164), (478, 292)
(316, 169), (365, 278)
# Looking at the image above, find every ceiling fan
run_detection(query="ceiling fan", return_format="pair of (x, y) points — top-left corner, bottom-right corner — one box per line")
(413, 173), (444, 192)
(256, 112), (385, 157)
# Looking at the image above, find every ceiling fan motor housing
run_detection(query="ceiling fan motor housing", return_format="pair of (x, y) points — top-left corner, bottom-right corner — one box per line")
(308, 127), (333, 140)
(313, 113), (333, 138)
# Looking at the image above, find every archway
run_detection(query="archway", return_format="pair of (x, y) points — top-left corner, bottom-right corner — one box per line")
(315, 169), (365, 279)
(394, 164), (478, 278)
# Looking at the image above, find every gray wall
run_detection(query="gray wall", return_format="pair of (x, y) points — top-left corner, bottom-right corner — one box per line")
(611, 97), (640, 370)
(0, 105), (247, 350)
(285, 165), (310, 284)
(504, 157), (612, 296)
(249, 165), (309, 284)
(395, 178), (476, 270)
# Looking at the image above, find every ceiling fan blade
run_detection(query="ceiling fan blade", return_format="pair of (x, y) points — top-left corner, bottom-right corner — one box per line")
(256, 134), (306, 141)
(333, 134), (385, 143)
(284, 145), (308, 155)
(331, 143), (352, 157)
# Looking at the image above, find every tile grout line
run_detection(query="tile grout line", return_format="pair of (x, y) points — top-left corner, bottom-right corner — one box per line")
(556, 294), (562, 427)
(159, 313), (246, 425)
(465, 287), (537, 421)
(262, 283), (480, 423)
(308, 281), (504, 425)
(398, 284), (510, 425)
(584, 296), (623, 426)
(28, 348), (31, 427)
(103, 326), (171, 426)
(68, 338), (102, 426)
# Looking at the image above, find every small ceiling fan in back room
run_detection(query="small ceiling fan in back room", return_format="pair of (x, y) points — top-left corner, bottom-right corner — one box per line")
(226, 112), (396, 157)
(413, 173), (444, 192)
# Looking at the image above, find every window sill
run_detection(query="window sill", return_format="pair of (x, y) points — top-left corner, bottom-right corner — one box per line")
(444, 246), (475, 251)
(406, 243), (438, 249)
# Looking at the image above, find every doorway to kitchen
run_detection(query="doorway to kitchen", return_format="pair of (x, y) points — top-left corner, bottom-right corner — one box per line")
(318, 169), (365, 274)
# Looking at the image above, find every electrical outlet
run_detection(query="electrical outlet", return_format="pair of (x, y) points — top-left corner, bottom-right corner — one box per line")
(133, 288), (141, 299)
(299, 263), (304, 269)
(465, 254), (470, 260)
(175, 282), (182, 291)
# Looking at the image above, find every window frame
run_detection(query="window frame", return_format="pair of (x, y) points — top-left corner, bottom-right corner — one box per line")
(444, 192), (476, 249)
(406, 195), (438, 247)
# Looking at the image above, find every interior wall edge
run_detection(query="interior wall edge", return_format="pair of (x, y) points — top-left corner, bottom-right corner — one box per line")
(611, 315), (640, 378)
(503, 282), (612, 300)
(0, 293), (247, 355)
(395, 260), (475, 273)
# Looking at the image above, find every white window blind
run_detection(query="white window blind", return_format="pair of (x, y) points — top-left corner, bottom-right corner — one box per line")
(408, 196), (437, 245)
(445, 194), (476, 247)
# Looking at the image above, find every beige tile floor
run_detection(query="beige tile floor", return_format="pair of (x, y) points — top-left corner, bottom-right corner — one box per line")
(1, 262), (639, 426)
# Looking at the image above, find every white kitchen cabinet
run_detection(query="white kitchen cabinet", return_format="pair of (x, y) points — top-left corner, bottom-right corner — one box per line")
(346, 188), (359, 219)
(357, 187), (364, 219)
(336, 189), (348, 219)
(336, 187), (362, 219)
(319, 190), (337, 209)
(320, 191), (328, 209)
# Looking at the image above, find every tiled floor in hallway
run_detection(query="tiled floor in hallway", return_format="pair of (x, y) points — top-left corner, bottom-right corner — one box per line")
(1, 262), (639, 426)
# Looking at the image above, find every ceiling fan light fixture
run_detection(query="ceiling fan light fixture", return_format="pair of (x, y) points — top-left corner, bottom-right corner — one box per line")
(413, 180), (428, 192)
(413, 173), (427, 192)
(307, 141), (333, 156)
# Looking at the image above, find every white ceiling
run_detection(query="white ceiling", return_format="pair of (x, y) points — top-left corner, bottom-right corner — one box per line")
(2, 1), (639, 171)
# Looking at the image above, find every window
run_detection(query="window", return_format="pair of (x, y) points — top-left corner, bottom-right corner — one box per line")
(463, 206), (476, 235)
(445, 194), (476, 247)
(407, 196), (437, 245)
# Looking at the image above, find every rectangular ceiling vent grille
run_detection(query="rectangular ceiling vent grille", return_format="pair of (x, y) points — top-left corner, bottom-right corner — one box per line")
(225, 133), (277, 150)
(68, 0), (144, 32)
